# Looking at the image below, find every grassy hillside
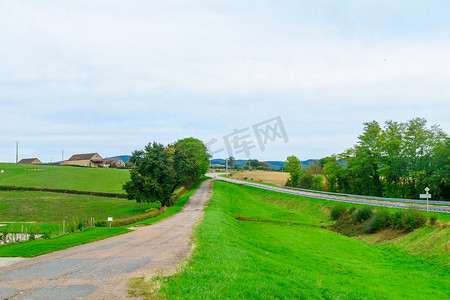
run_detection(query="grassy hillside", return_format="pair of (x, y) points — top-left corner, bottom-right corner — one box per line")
(133, 181), (449, 299)
(0, 163), (129, 193)
(0, 190), (155, 223)
(0, 189), (157, 236)
(0, 178), (210, 257)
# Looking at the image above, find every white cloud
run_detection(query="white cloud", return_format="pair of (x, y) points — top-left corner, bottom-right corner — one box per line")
(1, 1), (449, 162)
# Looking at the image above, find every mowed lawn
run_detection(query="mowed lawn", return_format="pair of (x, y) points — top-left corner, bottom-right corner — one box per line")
(0, 163), (130, 193)
(158, 181), (449, 299)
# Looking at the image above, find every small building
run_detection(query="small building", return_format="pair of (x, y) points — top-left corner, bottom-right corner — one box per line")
(48, 160), (68, 166)
(103, 156), (126, 168)
(67, 153), (104, 168)
(18, 158), (42, 165)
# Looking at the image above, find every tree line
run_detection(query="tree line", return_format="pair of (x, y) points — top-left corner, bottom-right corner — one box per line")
(123, 137), (210, 206)
(286, 118), (449, 201)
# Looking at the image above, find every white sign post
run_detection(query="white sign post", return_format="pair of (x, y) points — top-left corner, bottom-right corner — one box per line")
(419, 187), (431, 212)
(108, 217), (113, 227)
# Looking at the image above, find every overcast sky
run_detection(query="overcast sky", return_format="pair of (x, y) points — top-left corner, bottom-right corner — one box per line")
(1, 0), (449, 163)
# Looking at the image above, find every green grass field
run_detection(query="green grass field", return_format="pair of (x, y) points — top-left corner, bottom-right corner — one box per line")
(146, 181), (449, 299)
(0, 190), (157, 235)
(0, 178), (209, 257)
(0, 190), (156, 222)
(0, 163), (135, 235)
(0, 163), (129, 193)
(0, 227), (131, 257)
(0, 161), (209, 257)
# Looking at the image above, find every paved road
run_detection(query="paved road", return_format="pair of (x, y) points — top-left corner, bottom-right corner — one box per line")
(0, 180), (212, 299)
(210, 174), (450, 213)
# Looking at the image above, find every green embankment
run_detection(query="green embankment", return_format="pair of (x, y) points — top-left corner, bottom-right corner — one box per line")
(0, 163), (129, 193)
(143, 181), (449, 299)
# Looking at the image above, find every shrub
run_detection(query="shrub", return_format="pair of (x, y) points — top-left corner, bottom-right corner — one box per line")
(390, 210), (403, 229)
(298, 173), (314, 189)
(94, 208), (162, 228)
(429, 214), (438, 226)
(353, 207), (373, 224)
(42, 229), (52, 239)
(312, 176), (324, 190)
(400, 208), (427, 232)
(28, 226), (35, 241)
(95, 220), (108, 227)
(363, 210), (390, 234)
(330, 205), (347, 220)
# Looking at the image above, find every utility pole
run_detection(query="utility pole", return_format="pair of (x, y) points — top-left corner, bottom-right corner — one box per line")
(226, 158), (228, 177)
(62, 149), (64, 161)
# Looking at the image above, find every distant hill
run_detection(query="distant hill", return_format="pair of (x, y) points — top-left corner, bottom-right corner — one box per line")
(211, 159), (248, 168)
(211, 159), (319, 170)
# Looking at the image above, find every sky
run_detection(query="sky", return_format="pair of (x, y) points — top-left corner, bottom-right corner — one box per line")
(1, 0), (450, 163)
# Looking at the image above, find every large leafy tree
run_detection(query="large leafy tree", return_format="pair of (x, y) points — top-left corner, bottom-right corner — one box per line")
(432, 139), (450, 200)
(123, 142), (178, 206)
(352, 121), (383, 196)
(377, 120), (406, 197)
(123, 138), (210, 207)
(174, 137), (210, 186)
(323, 117), (449, 200)
(285, 155), (302, 187)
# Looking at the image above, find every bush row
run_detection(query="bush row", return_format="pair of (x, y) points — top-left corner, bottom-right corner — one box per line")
(95, 184), (189, 227)
(95, 208), (164, 227)
(331, 205), (434, 234)
(0, 185), (126, 198)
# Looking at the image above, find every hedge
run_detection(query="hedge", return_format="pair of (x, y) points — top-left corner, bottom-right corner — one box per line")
(0, 185), (126, 198)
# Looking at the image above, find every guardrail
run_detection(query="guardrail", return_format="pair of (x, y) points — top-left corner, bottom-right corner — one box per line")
(282, 186), (450, 205)
(215, 177), (450, 213)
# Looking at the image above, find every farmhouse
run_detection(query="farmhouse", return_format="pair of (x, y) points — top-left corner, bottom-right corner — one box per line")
(18, 158), (42, 164)
(104, 156), (126, 168)
(67, 153), (104, 168)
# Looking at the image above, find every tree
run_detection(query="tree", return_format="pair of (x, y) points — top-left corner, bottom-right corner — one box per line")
(174, 137), (210, 186)
(377, 120), (405, 197)
(432, 139), (450, 200)
(228, 156), (236, 168)
(123, 138), (210, 207)
(322, 117), (449, 200)
(352, 121), (383, 196)
(123, 142), (178, 207)
(285, 155), (302, 187)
